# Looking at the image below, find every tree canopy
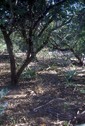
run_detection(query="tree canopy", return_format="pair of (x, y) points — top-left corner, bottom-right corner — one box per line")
(49, 2), (85, 65)
(0, 0), (85, 85)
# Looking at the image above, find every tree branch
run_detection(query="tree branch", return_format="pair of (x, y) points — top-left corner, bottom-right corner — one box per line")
(51, 16), (73, 32)
(36, 33), (51, 53)
(33, 0), (66, 30)
(9, 0), (14, 18)
(38, 17), (53, 37)
(52, 43), (69, 51)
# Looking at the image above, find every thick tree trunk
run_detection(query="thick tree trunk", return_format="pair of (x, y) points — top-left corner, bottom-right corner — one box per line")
(1, 27), (17, 86)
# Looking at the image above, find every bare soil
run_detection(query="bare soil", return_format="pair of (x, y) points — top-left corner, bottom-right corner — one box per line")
(0, 51), (85, 126)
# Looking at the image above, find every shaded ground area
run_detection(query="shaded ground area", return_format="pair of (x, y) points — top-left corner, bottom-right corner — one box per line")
(0, 50), (85, 126)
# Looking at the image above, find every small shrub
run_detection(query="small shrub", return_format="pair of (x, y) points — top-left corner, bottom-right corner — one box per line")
(22, 68), (36, 79)
(63, 121), (69, 126)
(0, 88), (9, 115)
(80, 89), (85, 94)
(65, 70), (77, 82)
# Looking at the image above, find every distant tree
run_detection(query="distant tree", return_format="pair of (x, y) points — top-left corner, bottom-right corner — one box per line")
(49, 3), (85, 66)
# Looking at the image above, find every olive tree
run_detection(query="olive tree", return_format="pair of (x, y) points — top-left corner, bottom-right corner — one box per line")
(0, 0), (84, 86)
(0, 0), (67, 86)
(49, 3), (85, 65)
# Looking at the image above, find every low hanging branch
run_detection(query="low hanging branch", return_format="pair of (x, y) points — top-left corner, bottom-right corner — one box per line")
(33, 0), (66, 30)
(51, 33), (83, 66)
(52, 43), (69, 51)
(38, 17), (53, 37)
(36, 33), (51, 53)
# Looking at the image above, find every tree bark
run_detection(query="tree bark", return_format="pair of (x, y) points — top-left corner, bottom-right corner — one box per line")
(52, 42), (83, 66)
(16, 3), (34, 82)
(1, 26), (34, 85)
(1, 26), (17, 86)
(70, 48), (83, 66)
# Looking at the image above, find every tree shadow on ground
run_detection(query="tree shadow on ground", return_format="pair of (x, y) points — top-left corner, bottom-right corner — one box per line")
(1, 53), (85, 125)
(1, 71), (85, 125)
(37, 57), (71, 68)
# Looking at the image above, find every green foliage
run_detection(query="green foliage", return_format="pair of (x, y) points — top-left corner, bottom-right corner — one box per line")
(0, 0), (85, 85)
(65, 70), (76, 81)
(0, 43), (6, 52)
(10, 32), (27, 53)
(80, 89), (85, 94)
(0, 31), (6, 52)
(0, 88), (9, 99)
(0, 88), (9, 115)
(75, 30), (85, 55)
(0, 103), (7, 115)
(48, 4), (85, 63)
(63, 121), (69, 126)
(22, 68), (36, 79)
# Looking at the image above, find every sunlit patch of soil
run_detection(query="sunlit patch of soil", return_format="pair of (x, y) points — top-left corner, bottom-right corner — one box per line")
(1, 51), (85, 125)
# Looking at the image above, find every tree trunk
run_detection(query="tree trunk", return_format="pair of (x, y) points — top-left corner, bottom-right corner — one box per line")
(1, 27), (17, 86)
(70, 48), (83, 66)
(16, 55), (34, 81)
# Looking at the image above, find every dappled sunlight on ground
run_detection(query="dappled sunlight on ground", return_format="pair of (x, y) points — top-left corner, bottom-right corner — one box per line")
(5, 94), (27, 99)
(1, 51), (85, 125)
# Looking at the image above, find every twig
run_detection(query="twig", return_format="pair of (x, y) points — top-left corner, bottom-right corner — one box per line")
(33, 98), (64, 112)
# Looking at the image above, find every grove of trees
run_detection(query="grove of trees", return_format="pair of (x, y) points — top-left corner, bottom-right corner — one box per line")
(49, 4), (85, 65)
(0, 0), (85, 86)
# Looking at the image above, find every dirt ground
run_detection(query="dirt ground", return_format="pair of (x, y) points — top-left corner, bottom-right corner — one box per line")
(0, 50), (85, 126)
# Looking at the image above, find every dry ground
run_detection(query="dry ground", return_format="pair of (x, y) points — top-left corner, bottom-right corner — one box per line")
(0, 50), (85, 126)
